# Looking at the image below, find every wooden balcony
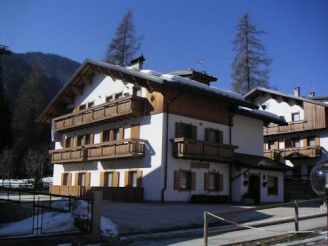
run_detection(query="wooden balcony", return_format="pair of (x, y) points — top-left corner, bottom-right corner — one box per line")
(53, 96), (151, 132)
(172, 137), (237, 162)
(264, 120), (325, 136)
(50, 139), (146, 164)
(49, 185), (88, 197)
(264, 150), (280, 160)
(280, 146), (321, 159)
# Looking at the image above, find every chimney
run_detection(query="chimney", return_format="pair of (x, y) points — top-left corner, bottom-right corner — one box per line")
(130, 55), (145, 69)
(308, 91), (316, 97)
(294, 87), (300, 97)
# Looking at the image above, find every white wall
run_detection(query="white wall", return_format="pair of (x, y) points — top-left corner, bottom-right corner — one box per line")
(231, 115), (264, 156)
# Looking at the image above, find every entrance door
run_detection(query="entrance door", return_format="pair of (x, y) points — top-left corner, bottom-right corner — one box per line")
(249, 175), (260, 203)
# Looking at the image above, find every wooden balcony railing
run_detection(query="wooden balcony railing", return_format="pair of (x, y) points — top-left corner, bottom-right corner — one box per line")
(172, 137), (237, 162)
(264, 150), (280, 160)
(53, 96), (151, 132)
(280, 146), (321, 159)
(50, 139), (146, 164)
(49, 185), (88, 197)
(263, 120), (325, 136)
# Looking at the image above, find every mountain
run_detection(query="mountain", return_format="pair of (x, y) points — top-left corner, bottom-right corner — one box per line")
(1, 52), (80, 109)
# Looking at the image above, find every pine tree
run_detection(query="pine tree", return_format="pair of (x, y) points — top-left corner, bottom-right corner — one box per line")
(105, 9), (142, 66)
(231, 13), (272, 95)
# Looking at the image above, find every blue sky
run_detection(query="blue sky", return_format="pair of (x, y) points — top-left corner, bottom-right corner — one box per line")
(0, 0), (327, 96)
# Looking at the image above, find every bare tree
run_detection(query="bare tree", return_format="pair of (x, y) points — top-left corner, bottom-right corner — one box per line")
(231, 13), (272, 95)
(105, 9), (142, 66)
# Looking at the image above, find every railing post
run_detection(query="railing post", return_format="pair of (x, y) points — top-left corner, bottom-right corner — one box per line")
(204, 211), (208, 246)
(294, 200), (299, 232)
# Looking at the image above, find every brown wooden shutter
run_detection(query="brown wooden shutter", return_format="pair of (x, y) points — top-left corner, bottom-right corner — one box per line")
(137, 170), (143, 187)
(90, 133), (94, 144)
(274, 141), (279, 150)
(100, 131), (103, 142)
(303, 137), (308, 147)
(119, 127), (124, 140)
(72, 137), (76, 147)
(124, 171), (129, 187)
(68, 173), (72, 186)
(192, 126), (197, 140)
(131, 124), (140, 139)
(191, 172), (196, 191)
(174, 170), (180, 190)
(175, 122), (182, 138)
(61, 173), (65, 185)
(86, 172), (91, 187)
(204, 173), (209, 191)
(113, 171), (120, 187)
(315, 136), (320, 146)
(219, 174), (224, 192)
(109, 130), (114, 141)
(100, 172), (105, 186)
(74, 173), (79, 186)
(285, 138), (291, 148)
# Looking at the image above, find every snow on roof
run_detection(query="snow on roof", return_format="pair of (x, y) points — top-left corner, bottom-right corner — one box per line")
(237, 106), (286, 125)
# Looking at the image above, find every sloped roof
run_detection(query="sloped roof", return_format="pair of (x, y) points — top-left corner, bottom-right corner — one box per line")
(234, 153), (290, 171)
(245, 87), (328, 108)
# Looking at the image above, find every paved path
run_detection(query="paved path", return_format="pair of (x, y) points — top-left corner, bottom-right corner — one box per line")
(102, 201), (325, 235)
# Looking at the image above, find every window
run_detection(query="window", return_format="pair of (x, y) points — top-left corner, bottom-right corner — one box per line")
(65, 137), (72, 148)
(78, 173), (86, 186)
(102, 130), (110, 142)
(205, 172), (223, 191)
(133, 87), (142, 96)
(268, 141), (275, 150)
(87, 101), (94, 108)
(77, 135), (84, 146)
(85, 133), (92, 145)
(115, 92), (123, 100)
(105, 172), (114, 187)
(113, 128), (120, 140)
(209, 173), (218, 190)
(268, 176), (278, 195)
(62, 173), (69, 185)
(175, 122), (196, 139)
(205, 129), (222, 144)
(129, 171), (138, 187)
(292, 138), (301, 148)
(106, 95), (113, 102)
(179, 171), (192, 190)
(291, 112), (300, 122)
(79, 104), (86, 111)
(308, 137), (315, 146)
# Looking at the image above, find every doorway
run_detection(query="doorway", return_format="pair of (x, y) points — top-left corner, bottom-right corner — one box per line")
(248, 175), (260, 203)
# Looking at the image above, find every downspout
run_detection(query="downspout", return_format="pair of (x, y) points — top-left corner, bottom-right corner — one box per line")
(161, 90), (184, 203)
(229, 115), (233, 202)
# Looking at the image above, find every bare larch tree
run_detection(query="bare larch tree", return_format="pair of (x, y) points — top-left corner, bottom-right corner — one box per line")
(105, 9), (142, 66)
(231, 13), (272, 95)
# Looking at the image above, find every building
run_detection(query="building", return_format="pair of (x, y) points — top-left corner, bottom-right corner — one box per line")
(245, 87), (328, 199)
(38, 57), (286, 203)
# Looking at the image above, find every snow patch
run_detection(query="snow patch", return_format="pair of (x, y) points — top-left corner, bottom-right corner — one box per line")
(101, 217), (118, 237)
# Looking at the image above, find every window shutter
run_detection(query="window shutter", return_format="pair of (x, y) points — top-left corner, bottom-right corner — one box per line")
(205, 128), (210, 142)
(113, 171), (120, 187)
(100, 131), (103, 142)
(192, 126), (197, 140)
(175, 123), (182, 138)
(68, 173), (72, 186)
(109, 130), (114, 141)
(90, 133), (94, 144)
(124, 171), (129, 187)
(219, 174), (224, 192)
(119, 127), (124, 140)
(204, 173), (209, 191)
(61, 173), (65, 185)
(86, 173), (91, 187)
(285, 138), (291, 148)
(74, 173), (79, 186)
(137, 170), (143, 187)
(274, 141), (279, 150)
(191, 172), (196, 191)
(303, 138), (308, 147)
(100, 172), (105, 186)
(72, 137), (76, 147)
(131, 124), (140, 139)
(174, 170), (180, 190)
(315, 137), (320, 146)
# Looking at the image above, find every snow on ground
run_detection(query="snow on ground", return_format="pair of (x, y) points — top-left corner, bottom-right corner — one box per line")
(101, 216), (118, 237)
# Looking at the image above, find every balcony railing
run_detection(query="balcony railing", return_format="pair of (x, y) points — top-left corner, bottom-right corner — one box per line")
(280, 146), (321, 159)
(49, 185), (87, 196)
(263, 120), (324, 136)
(172, 137), (237, 162)
(50, 139), (146, 163)
(53, 96), (151, 132)
(264, 150), (280, 160)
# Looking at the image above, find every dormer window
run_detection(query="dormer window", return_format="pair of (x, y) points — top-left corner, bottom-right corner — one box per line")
(106, 95), (113, 102)
(79, 104), (86, 111)
(291, 112), (300, 122)
(115, 92), (123, 100)
(87, 101), (94, 108)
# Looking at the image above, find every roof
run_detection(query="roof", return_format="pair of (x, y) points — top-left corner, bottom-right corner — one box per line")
(167, 69), (218, 83)
(245, 87), (328, 108)
(234, 153), (290, 171)
(38, 59), (259, 122)
(234, 106), (286, 125)
(306, 96), (328, 101)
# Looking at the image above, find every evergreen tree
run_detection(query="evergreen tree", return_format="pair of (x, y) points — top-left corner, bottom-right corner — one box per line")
(105, 9), (142, 66)
(231, 13), (272, 95)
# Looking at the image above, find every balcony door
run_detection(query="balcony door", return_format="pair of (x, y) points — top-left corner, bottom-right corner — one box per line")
(248, 175), (260, 203)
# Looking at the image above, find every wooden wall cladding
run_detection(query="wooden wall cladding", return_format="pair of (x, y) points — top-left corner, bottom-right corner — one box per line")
(304, 102), (326, 129)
